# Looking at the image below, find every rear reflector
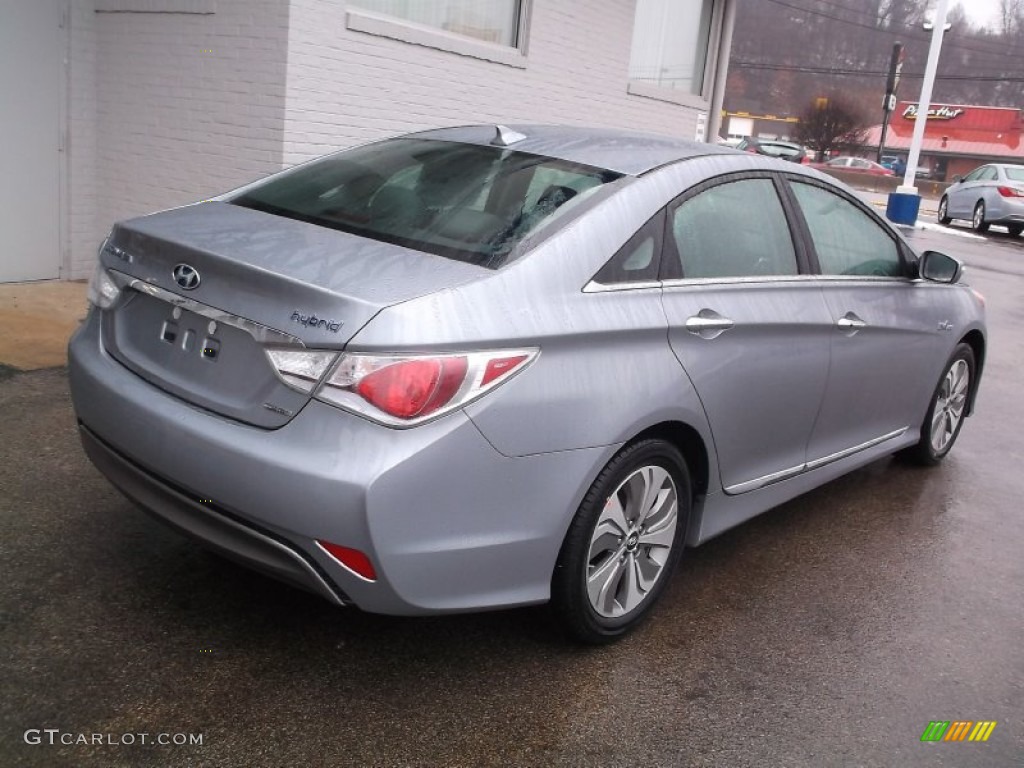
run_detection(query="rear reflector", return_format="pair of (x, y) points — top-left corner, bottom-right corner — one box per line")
(317, 541), (377, 581)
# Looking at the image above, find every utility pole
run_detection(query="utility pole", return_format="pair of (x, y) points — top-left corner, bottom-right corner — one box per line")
(876, 42), (904, 164)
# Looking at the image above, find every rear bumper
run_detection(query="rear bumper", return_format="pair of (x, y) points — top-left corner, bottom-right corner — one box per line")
(986, 196), (1024, 225)
(79, 424), (349, 606)
(69, 308), (606, 615)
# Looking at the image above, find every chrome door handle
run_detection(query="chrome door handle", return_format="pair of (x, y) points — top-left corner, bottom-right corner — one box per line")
(837, 313), (867, 331)
(685, 316), (735, 332)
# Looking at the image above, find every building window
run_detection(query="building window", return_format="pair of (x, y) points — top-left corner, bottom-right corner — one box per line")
(629, 0), (715, 95)
(350, 0), (523, 47)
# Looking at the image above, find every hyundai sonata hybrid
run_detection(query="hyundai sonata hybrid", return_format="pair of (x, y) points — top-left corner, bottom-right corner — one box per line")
(938, 162), (1024, 236)
(69, 125), (986, 643)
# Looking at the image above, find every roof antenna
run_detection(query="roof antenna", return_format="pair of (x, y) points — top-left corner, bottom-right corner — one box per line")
(491, 125), (527, 147)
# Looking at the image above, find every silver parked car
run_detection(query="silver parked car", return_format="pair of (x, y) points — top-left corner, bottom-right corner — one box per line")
(69, 125), (986, 643)
(939, 163), (1024, 236)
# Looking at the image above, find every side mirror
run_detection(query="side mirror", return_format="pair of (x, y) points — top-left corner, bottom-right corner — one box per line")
(920, 250), (963, 284)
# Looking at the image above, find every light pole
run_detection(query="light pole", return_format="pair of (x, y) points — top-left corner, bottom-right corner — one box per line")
(886, 0), (950, 225)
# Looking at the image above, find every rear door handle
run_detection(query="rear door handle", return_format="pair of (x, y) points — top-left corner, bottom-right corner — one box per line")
(837, 312), (867, 332)
(685, 311), (734, 338)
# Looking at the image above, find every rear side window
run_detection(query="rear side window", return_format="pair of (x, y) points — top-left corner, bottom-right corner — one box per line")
(228, 139), (623, 269)
(1004, 166), (1024, 182)
(790, 182), (902, 277)
(592, 210), (664, 285)
(668, 178), (799, 279)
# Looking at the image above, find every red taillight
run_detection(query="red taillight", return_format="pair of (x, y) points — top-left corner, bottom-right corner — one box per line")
(356, 357), (468, 419)
(997, 186), (1024, 198)
(317, 349), (538, 426)
(317, 541), (377, 581)
(480, 354), (529, 387)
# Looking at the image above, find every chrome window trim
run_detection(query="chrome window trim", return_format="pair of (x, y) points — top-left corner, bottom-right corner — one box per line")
(724, 427), (908, 495)
(660, 275), (813, 288)
(583, 280), (661, 293)
(812, 275), (912, 284)
(110, 271), (305, 347)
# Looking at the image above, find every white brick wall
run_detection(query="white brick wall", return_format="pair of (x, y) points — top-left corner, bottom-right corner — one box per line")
(281, 0), (707, 165)
(90, 1), (290, 265)
(66, 0), (717, 278)
(68, 1), (101, 279)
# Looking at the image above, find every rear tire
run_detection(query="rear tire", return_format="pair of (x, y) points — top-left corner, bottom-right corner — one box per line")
(1008, 224), (1022, 237)
(900, 343), (975, 466)
(551, 439), (690, 644)
(937, 196), (952, 225)
(972, 201), (990, 232)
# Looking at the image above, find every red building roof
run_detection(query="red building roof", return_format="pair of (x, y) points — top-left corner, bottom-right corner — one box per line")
(869, 102), (1024, 160)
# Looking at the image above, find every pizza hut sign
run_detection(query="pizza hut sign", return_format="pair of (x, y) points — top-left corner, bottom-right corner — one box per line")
(903, 104), (965, 120)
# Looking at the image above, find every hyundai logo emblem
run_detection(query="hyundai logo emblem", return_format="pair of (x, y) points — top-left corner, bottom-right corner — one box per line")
(173, 263), (201, 291)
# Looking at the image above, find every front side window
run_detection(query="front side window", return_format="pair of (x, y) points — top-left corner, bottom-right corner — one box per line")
(228, 139), (622, 268)
(350, 0), (523, 47)
(790, 182), (902, 277)
(629, 0), (716, 95)
(668, 179), (799, 279)
(963, 166), (988, 182)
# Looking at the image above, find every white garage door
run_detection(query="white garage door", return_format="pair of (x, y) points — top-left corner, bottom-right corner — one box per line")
(0, 0), (62, 282)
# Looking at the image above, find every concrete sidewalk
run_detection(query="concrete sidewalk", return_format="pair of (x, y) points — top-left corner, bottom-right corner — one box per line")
(857, 189), (940, 219)
(0, 280), (88, 371)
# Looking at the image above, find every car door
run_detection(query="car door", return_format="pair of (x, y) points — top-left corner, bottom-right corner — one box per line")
(660, 174), (833, 494)
(948, 166), (990, 217)
(785, 178), (950, 462)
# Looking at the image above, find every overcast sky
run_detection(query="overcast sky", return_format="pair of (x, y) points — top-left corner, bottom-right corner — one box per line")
(956, 0), (1003, 30)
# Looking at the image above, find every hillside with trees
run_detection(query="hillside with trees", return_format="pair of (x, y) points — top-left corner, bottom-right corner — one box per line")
(726, 0), (1024, 122)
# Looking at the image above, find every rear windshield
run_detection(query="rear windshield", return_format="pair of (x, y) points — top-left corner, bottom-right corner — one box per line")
(1004, 166), (1024, 182)
(228, 138), (623, 268)
(761, 143), (802, 159)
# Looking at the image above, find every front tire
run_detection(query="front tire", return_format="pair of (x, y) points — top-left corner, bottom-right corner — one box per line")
(937, 196), (952, 225)
(972, 201), (990, 232)
(900, 343), (975, 466)
(551, 439), (690, 644)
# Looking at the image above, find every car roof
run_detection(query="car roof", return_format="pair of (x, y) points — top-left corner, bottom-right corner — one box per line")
(406, 124), (736, 176)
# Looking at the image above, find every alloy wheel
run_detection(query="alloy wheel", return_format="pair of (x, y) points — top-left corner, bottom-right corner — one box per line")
(585, 465), (678, 618)
(930, 359), (970, 454)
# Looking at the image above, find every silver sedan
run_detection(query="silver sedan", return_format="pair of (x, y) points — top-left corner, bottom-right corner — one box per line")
(939, 162), (1024, 236)
(69, 125), (986, 643)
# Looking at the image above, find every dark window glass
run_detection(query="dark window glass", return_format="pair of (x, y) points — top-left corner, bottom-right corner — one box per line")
(229, 139), (623, 268)
(593, 210), (664, 285)
(791, 182), (902, 277)
(669, 179), (798, 279)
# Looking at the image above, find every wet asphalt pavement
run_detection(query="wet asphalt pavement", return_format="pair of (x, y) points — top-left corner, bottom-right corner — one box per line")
(1, 228), (1022, 767)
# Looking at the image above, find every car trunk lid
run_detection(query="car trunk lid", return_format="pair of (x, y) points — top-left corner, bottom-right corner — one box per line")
(100, 201), (486, 428)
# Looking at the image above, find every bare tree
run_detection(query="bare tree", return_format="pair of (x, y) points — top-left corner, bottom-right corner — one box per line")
(795, 95), (872, 160)
(999, 0), (1024, 36)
